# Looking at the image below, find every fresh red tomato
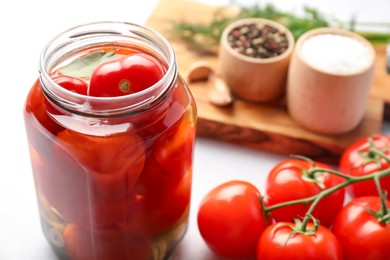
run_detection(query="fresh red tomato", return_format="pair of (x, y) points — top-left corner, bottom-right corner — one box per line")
(257, 222), (343, 260)
(64, 224), (150, 260)
(339, 135), (390, 198)
(265, 159), (345, 227)
(332, 196), (390, 260)
(197, 180), (266, 258)
(89, 53), (164, 97)
(53, 75), (88, 95)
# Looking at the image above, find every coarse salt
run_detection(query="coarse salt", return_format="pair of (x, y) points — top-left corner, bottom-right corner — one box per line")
(301, 33), (373, 74)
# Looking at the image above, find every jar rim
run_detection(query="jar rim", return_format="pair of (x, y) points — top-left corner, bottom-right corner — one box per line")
(39, 21), (177, 116)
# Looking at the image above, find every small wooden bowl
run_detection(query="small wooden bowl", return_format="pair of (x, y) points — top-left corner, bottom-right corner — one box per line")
(219, 18), (295, 102)
(287, 27), (376, 135)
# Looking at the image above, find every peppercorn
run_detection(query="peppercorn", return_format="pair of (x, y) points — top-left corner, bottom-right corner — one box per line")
(227, 23), (289, 58)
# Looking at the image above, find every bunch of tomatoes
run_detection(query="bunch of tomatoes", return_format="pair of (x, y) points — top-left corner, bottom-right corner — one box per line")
(197, 135), (390, 260)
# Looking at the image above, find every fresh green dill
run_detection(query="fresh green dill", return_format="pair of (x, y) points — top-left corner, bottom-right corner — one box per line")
(172, 3), (390, 54)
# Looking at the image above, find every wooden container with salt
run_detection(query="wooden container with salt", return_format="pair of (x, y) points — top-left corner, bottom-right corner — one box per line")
(287, 27), (376, 135)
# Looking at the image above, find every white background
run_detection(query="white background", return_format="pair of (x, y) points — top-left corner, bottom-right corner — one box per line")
(0, 0), (389, 259)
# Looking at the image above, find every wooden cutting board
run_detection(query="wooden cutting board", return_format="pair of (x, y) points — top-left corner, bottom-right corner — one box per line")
(145, 0), (390, 163)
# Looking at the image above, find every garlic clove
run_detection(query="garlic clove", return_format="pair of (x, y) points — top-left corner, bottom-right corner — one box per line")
(208, 74), (233, 106)
(187, 61), (214, 82)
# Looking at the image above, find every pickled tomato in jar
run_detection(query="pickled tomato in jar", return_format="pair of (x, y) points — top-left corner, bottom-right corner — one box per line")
(24, 22), (197, 260)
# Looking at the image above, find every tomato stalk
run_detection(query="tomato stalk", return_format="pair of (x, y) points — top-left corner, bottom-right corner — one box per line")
(263, 138), (390, 234)
(369, 139), (390, 164)
(292, 154), (353, 184)
(300, 192), (324, 232)
(356, 137), (390, 168)
(265, 142), (390, 229)
(265, 167), (390, 212)
(297, 167), (390, 231)
(370, 176), (390, 224)
(265, 168), (390, 235)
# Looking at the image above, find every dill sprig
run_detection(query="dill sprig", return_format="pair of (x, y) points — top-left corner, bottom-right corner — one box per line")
(172, 3), (390, 55)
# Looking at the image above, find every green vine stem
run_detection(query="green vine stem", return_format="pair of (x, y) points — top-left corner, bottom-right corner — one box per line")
(370, 139), (390, 164)
(300, 192), (324, 232)
(374, 175), (389, 217)
(271, 144), (390, 237)
(263, 138), (390, 234)
(264, 140), (390, 229)
(265, 167), (390, 213)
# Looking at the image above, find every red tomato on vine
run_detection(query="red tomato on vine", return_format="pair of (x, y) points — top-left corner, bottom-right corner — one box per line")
(339, 135), (390, 198)
(257, 222), (343, 260)
(332, 196), (390, 260)
(265, 159), (345, 227)
(197, 180), (267, 258)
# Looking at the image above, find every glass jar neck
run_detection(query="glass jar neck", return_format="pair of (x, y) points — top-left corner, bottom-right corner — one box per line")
(39, 21), (177, 117)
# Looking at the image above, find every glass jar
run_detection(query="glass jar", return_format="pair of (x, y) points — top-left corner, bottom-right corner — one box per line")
(23, 22), (197, 260)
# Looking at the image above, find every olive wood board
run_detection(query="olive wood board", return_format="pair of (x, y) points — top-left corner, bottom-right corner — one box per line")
(145, 0), (389, 163)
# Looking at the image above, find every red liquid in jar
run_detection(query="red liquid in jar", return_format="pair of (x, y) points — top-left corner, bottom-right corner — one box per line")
(24, 44), (196, 259)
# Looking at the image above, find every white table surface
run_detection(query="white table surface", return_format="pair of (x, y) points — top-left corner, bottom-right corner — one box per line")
(1, 1), (389, 259)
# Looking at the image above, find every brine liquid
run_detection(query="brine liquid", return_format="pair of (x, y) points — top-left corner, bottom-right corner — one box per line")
(24, 46), (196, 259)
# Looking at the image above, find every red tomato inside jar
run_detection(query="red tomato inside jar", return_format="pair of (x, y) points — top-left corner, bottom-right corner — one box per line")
(23, 22), (197, 260)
